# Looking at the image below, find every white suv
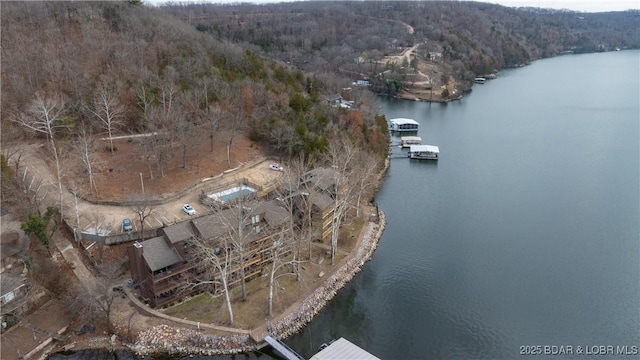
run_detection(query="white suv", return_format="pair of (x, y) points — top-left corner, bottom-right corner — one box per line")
(269, 162), (284, 171)
(182, 204), (196, 215)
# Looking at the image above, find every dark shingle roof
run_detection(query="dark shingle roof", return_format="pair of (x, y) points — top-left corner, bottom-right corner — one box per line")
(191, 209), (239, 240)
(303, 167), (338, 194)
(141, 236), (182, 272)
(252, 200), (290, 229)
(1, 272), (25, 296)
(0, 231), (30, 261)
(310, 189), (334, 211)
(162, 221), (195, 244)
(192, 202), (291, 245)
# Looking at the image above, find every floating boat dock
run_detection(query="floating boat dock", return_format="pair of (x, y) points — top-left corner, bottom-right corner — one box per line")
(389, 118), (419, 132)
(263, 336), (379, 360)
(400, 136), (422, 147)
(408, 144), (440, 160)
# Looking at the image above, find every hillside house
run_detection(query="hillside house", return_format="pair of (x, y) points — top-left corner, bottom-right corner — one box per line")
(325, 94), (356, 109)
(1, 232), (29, 273)
(1, 272), (29, 318)
(325, 94), (343, 107)
(1, 218), (31, 318)
(428, 51), (443, 60)
(352, 80), (371, 87)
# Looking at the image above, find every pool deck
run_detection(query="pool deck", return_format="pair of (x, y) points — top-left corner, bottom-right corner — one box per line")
(208, 185), (258, 203)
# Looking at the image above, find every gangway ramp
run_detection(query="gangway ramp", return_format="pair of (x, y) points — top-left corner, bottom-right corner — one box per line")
(264, 335), (305, 360)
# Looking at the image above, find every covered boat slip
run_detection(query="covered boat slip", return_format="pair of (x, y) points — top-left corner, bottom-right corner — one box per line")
(400, 136), (422, 147)
(389, 118), (419, 132)
(408, 144), (440, 160)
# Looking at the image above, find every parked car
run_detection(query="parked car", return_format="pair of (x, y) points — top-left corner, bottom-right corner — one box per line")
(182, 204), (196, 215)
(112, 286), (126, 299)
(269, 162), (284, 171)
(122, 218), (133, 232)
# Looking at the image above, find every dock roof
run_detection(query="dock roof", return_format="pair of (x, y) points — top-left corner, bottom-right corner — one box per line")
(410, 144), (440, 153)
(390, 118), (419, 125)
(400, 136), (422, 141)
(310, 338), (380, 360)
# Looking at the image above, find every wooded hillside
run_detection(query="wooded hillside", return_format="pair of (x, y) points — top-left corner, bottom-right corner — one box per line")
(1, 1), (389, 168)
(163, 1), (639, 94)
(2, 1), (637, 163)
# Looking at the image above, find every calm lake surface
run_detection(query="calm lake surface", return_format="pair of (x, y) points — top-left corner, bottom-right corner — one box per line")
(285, 50), (640, 359)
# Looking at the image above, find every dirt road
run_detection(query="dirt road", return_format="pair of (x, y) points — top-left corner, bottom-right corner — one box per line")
(9, 142), (283, 237)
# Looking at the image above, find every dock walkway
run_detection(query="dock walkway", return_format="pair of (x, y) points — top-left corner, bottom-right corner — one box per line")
(264, 335), (305, 360)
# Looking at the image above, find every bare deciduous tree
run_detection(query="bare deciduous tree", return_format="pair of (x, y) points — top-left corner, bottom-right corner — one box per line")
(136, 72), (158, 118)
(68, 181), (83, 245)
(11, 94), (69, 220)
(0, 148), (32, 214)
(325, 138), (357, 265)
(208, 105), (222, 153)
(135, 106), (172, 179)
(73, 121), (100, 195)
(267, 233), (298, 318)
(158, 68), (178, 119)
(352, 152), (380, 217)
(276, 153), (316, 270)
(130, 199), (156, 241)
(86, 82), (124, 156)
(190, 235), (235, 325)
(224, 204), (255, 302)
(3, 147), (25, 175)
(69, 264), (122, 334)
(202, 199), (260, 303)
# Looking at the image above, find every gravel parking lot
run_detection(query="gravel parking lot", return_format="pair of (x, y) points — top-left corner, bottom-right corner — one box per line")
(72, 159), (285, 236)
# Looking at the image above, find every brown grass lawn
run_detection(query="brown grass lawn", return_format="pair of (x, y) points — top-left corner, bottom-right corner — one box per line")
(340, 215), (365, 252)
(161, 236), (354, 330)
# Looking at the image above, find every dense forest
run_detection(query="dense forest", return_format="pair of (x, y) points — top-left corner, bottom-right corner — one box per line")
(0, 0), (389, 174)
(163, 1), (640, 94)
(1, 1), (638, 163)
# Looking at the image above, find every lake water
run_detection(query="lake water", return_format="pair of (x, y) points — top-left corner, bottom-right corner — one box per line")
(285, 50), (640, 359)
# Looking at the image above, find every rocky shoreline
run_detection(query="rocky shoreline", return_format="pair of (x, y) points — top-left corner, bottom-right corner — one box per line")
(268, 209), (386, 340)
(130, 327), (254, 356)
(128, 209), (387, 357)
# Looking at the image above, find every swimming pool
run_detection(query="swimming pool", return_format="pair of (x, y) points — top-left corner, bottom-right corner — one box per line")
(207, 185), (257, 204)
